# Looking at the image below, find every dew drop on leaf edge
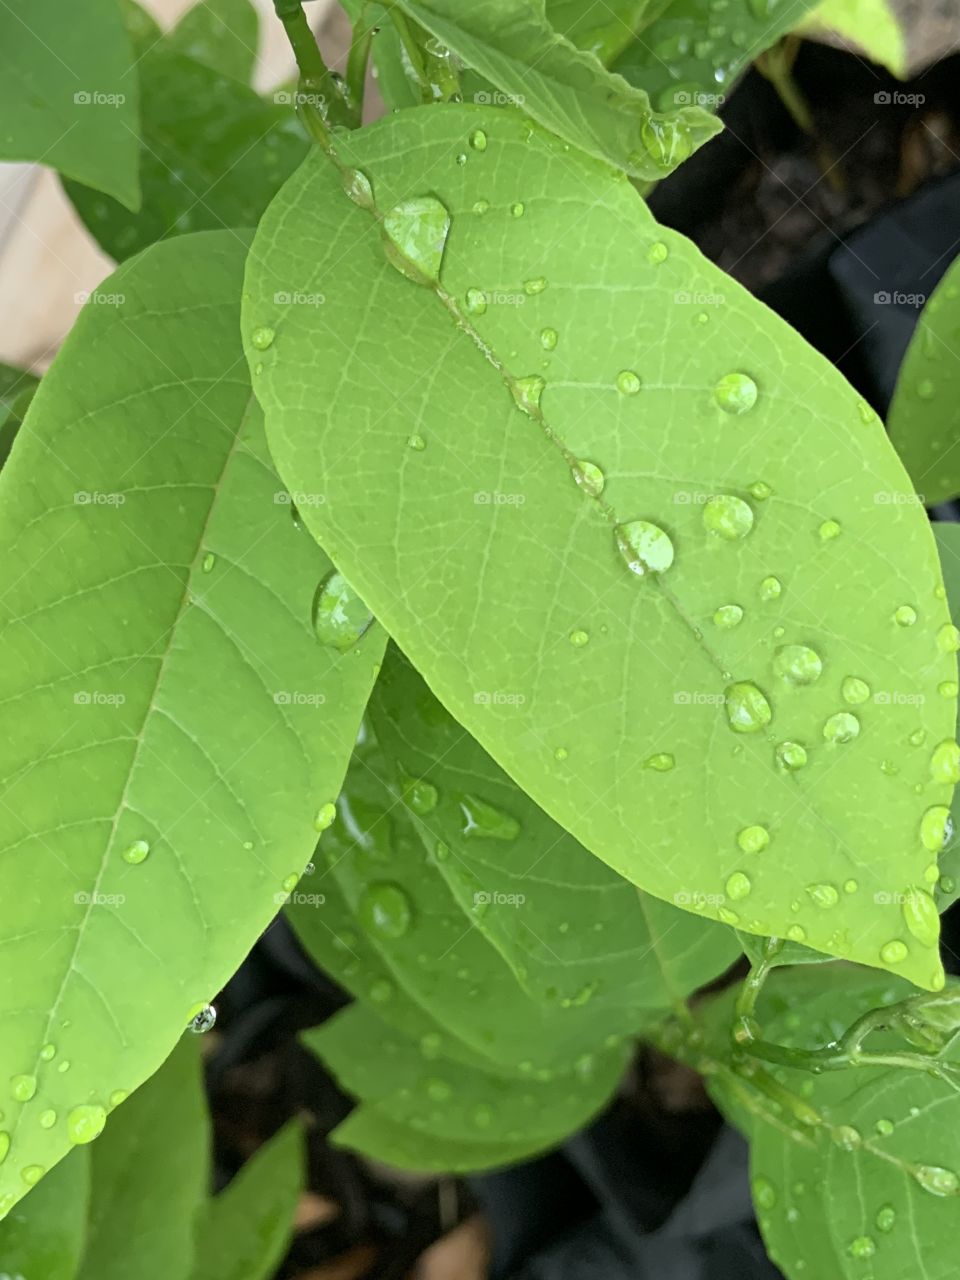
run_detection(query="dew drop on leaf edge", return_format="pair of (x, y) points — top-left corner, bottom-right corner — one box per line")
(312, 569), (374, 651)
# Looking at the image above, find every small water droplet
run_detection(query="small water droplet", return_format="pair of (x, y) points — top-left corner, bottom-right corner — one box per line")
(759, 576), (782, 601)
(703, 494), (754, 540)
(748, 481), (773, 501)
(314, 801), (337, 832)
(647, 241), (668, 264)
(465, 287), (487, 315)
(776, 741), (807, 771)
(841, 676), (871, 705)
(880, 939), (908, 964)
(109, 1090), (127, 1108)
(40, 1044), (55, 1062)
(21, 1165), (43, 1185)
(645, 752), (675, 771)
(188, 1003), (217, 1034)
(11, 1076), (36, 1103)
(773, 645), (822, 685)
(617, 369), (641, 395)
(469, 128), (487, 151)
(844, 879), (858, 893)
(787, 924), (807, 942)
(818, 519), (841, 541)
(382, 196), (451, 284)
(282, 873), (298, 894)
(459, 795), (520, 841)
(918, 378), (936, 400)
(937, 623), (960, 653)
(510, 202), (525, 217)
(540, 326), (558, 350)
(752, 1176), (777, 1209)
(616, 520), (675, 575)
(403, 776), (438, 815)
(574, 460), (604, 497)
(407, 433), (426, 452)
(875, 1118), (894, 1136)
(902, 885), (939, 947)
(472, 198), (489, 214)
(940, 680), (959, 698)
(359, 882), (413, 938)
(524, 276), (547, 296)
(122, 839), (150, 865)
(569, 629), (589, 647)
(342, 168), (374, 209)
(250, 327), (275, 351)
(420, 1032), (442, 1059)
(714, 372), (758, 414)
(847, 1237), (875, 1259)
(201, 552), (215, 573)
(738, 825), (769, 853)
(714, 604), (744, 628)
(67, 1104), (106, 1145)
(823, 712), (859, 744)
(914, 1165), (959, 1196)
(473, 1104), (493, 1128)
(312, 570), (374, 650)
(554, 746), (568, 761)
(426, 1077), (451, 1102)
(39, 1109), (56, 1130)
(921, 805), (951, 851)
(835, 1125), (862, 1150)
(724, 682), (773, 734)
(369, 978), (394, 1003)
(806, 882), (839, 908)
(894, 605), (917, 627)
(875, 1204), (896, 1231)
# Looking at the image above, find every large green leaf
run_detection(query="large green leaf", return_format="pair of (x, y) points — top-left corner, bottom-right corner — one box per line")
(0, 0), (139, 208)
(65, 50), (307, 262)
(795, 0), (906, 77)
(0, 1149), (90, 1280)
(611, 0), (821, 112)
(370, 646), (739, 1011)
(76, 1040), (208, 1280)
(733, 967), (960, 1280)
(307, 1002), (628, 1172)
(888, 254), (960, 507)
(391, 0), (721, 179)
(0, 363), (40, 466)
(0, 230), (384, 1215)
(168, 0), (259, 83)
(191, 1121), (303, 1280)
(547, 0), (651, 62)
(933, 522), (960, 910)
(244, 103), (956, 989)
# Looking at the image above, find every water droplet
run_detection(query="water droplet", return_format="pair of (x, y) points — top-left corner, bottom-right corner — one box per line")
(842, 676), (871, 705)
(880, 939), (908, 964)
(382, 196), (450, 284)
(931, 740), (960, 784)
(748, 481), (773, 501)
(57, 1062), (70, 1074)
(806, 882), (839, 908)
(188, 1004), (217, 1033)
(407, 433), (427, 452)
(122, 839), (149, 865)
(617, 369), (641, 395)
(21, 1166), (43, 1185)
(752, 1176), (777, 1209)
(773, 645), (822, 685)
(918, 378), (936, 400)
(787, 924), (806, 942)
(847, 1237), (875, 1259)
(727, 870), (752, 901)
(282, 873), (298, 894)
(459, 795), (520, 841)
(718, 906), (740, 925)
(359, 882), (413, 938)
(640, 115), (692, 169)
(776, 741), (807, 771)
(937, 623), (960, 653)
(823, 712), (860, 744)
(844, 879), (858, 893)
(714, 372), (758, 415)
(109, 1090), (127, 1108)
(875, 1204), (896, 1231)
(835, 1125), (862, 1150)
(472, 198), (489, 214)
(921, 805), (951, 851)
(925, 862), (940, 883)
(524, 276), (547, 296)
(426, 1077), (451, 1102)
(512, 374), (544, 415)
(875, 1118), (894, 1137)
(420, 1032), (442, 1059)
(469, 128), (487, 151)
(40, 1044), (55, 1062)
(714, 604), (744, 628)
(403, 776), (438, 815)
(554, 746), (568, 761)
(201, 552), (216, 574)
(67, 1104), (106, 1145)
(574, 460), (604, 497)
(11, 1076), (36, 1103)
(644, 752), (675, 771)
(312, 570), (374, 650)
(39, 1110), (56, 1129)
(759, 576), (782, 601)
(940, 680), (959, 698)
(540, 327), (558, 350)
(369, 978), (393, 1003)
(914, 1165), (959, 1196)
(0, 1133), (11, 1165)
(464, 287), (487, 315)
(818, 519), (841, 541)
(894, 605), (917, 627)
(569, 629), (589, 647)
(724, 682), (773, 734)
(250, 327), (275, 351)
(703, 494), (754, 540)
(473, 1104), (493, 1128)
(738, 825), (769, 853)
(342, 167), (374, 209)
(647, 241), (668, 264)
(616, 520), (675, 575)
(902, 885), (939, 947)
(510, 202), (525, 217)
(314, 801), (337, 832)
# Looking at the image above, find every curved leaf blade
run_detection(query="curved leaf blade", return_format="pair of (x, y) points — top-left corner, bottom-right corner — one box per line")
(168, 0), (259, 84)
(0, 230), (383, 1214)
(244, 103), (955, 988)
(0, 1150), (90, 1280)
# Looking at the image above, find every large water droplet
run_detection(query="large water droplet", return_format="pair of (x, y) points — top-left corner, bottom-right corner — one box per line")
(703, 494), (754, 540)
(402, 775), (438, 815)
(342, 168), (374, 209)
(847, 1237), (875, 1259)
(312, 570), (374, 650)
(122, 839), (150, 865)
(714, 372), (758, 414)
(880, 939), (908, 964)
(640, 116), (692, 168)
(11, 1075), (35, 1103)
(512, 374), (545, 415)
(806, 882), (839, 908)
(773, 645), (822, 685)
(725, 871), (752, 900)
(823, 712), (859, 744)
(459, 795), (520, 841)
(738, 825), (769, 853)
(382, 196), (450, 284)
(714, 604), (743, 629)
(875, 1204), (896, 1232)
(617, 369), (641, 395)
(841, 676), (870, 705)
(724, 682), (772, 734)
(902, 885), (939, 947)
(894, 605), (917, 627)
(914, 1165), (959, 1197)
(314, 801), (337, 832)
(574, 460), (604, 497)
(67, 1104), (106, 1145)
(931, 740), (960, 784)
(250, 327), (275, 351)
(759, 576), (782, 602)
(937, 623), (960, 653)
(921, 805), (951, 852)
(616, 520), (674, 575)
(359, 882), (413, 938)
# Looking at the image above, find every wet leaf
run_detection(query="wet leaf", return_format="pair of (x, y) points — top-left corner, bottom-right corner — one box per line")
(168, 0), (259, 83)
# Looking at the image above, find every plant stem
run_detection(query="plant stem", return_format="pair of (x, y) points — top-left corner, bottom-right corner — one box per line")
(732, 937), (784, 1040)
(274, 2), (348, 149)
(386, 7), (433, 102)
(345, 5), (377, 126)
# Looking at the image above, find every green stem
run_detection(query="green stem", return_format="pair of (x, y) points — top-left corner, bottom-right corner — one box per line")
(274, 2), (348, 148)
(386, 7), (432, 102)
(345, 6), (376, 126)
(732, 937), (784, 1041)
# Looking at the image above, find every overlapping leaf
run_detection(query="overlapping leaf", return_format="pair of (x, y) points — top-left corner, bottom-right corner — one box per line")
(0, 1149), (90, 1280)
(0, 230), (383, 1214)
(0, 0), (139, 207)
(888, 253), (960, 507)
(932, 522), (960, 909)
(168, 0), (260, 83)
(244, 102), (955, 988)
(794, 0), (906, 77)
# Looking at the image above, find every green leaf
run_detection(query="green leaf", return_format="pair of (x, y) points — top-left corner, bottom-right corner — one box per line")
(370, 646), (739, 1013)
(121, 0), (162, 49)
(737, 932), (835, 970)
(65, 52), (307, 262)
(0, 0), (139, 209)
(191, 1121), (303, 1280)
(391, 0), (721, 178)
(168, 0), (260, 84)
(244, 102), (956, 989)
(888, 254), (960, 506)
(546, 0), (650, 62)
(794, 0), (907, 77)
(307, 1002), (629, 1172)
(0, 1150), (90, 1280)
(611, 0), (821, 113)
(740, 967), (960, 1280)
(0, 230), (384, 1216)
(0, 362), (40, 465)
(932, 522), (960, 910)
(76, 1039), (208, 1280)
